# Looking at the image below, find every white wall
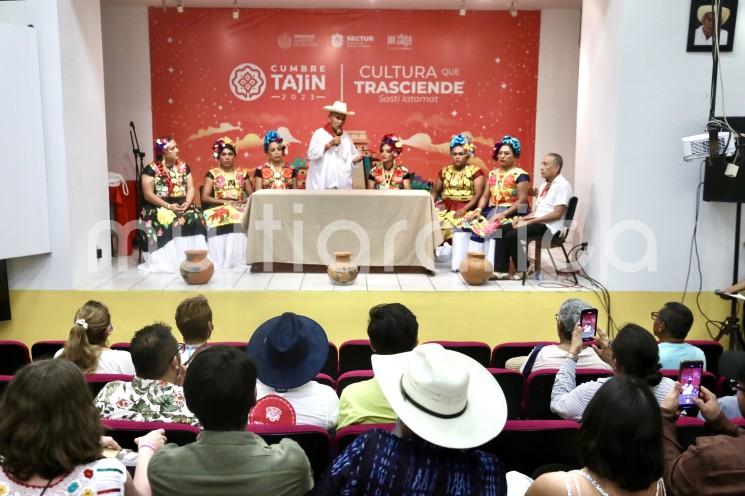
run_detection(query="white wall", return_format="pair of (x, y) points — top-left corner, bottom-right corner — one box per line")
(575, 0), (745, 291)
(534, 9), (581, 183)
(102, 3), (153, 181)
(1, 0), (111, 289)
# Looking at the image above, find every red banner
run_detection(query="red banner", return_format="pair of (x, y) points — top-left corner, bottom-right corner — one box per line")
(150, 8), (540, 183)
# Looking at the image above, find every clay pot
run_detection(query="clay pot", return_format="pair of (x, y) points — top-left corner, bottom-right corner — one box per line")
(460, 251), (494, 285)
(327, 251), (359, 285)
(180, 250), (215, 285)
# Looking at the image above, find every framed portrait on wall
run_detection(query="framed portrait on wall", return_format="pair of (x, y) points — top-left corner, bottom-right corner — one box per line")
(687, 0), (738, 52)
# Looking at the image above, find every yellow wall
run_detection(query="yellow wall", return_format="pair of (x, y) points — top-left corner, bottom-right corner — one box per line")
(0, 290), (733, 349)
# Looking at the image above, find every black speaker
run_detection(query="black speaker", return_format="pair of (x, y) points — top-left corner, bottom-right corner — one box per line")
(703, 117), (745, 203)
(0, 261), (9, 321)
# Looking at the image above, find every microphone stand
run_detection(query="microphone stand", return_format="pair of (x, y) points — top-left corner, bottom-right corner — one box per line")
(129, 122), (146, 262)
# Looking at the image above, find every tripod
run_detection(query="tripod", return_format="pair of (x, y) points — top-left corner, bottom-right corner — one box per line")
(129, 121), (146, 263)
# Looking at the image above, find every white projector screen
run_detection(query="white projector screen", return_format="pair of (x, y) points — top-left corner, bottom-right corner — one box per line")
(0, 22), (51, 259)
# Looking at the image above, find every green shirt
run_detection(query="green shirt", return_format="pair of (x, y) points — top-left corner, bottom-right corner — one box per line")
(337, 378), (397, 429)
(148, 430), (313, 496)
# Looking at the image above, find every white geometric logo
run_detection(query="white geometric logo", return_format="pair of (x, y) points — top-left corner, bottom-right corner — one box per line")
(330, 33), (344, 48)
(229, 63), (267, 102)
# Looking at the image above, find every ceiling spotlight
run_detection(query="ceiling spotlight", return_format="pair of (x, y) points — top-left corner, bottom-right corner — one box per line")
(459, 0), (466, 16)
(509, 0), (518, 17)
(232, 0), (239, 19)
(161, 0), (166, 12)
(176, 0), (184, 14)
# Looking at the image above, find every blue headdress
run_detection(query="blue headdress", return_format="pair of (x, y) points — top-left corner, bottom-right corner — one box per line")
(449, 134), (475, 156)
(263, 130), (285, 154)
(492, 135), (522, 160)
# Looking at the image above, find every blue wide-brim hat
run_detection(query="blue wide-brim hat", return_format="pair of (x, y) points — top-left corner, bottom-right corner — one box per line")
(247, 312), (329, 390)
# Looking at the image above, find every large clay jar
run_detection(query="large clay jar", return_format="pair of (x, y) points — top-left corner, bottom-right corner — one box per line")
(460, 251), (494, 285)
(327, 251), (359, 285)
(180, 249), (215, 285)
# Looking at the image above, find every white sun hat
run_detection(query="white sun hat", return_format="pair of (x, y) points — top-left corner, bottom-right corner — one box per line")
(372, 342), (507, 449)
(323, 100), (355, 116)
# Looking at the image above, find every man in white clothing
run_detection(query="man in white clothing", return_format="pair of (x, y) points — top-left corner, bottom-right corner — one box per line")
(306, 101), (362, 190)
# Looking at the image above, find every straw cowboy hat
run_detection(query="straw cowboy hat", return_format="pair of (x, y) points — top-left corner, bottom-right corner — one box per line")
(323, 100), (355, 116)
(372, 342), (508, 449)
(697, 5), (731, 24)
(246, 312), (328, 390)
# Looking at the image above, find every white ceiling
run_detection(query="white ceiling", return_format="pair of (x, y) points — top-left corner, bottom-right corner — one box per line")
(102, 0), (582, 10)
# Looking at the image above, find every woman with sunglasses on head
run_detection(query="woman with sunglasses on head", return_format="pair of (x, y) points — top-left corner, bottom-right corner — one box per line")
(255, 131), (297, 190)
(56, 300), (135, 375)
(201, 137), (252, 269)
(138, 136), (207, 273)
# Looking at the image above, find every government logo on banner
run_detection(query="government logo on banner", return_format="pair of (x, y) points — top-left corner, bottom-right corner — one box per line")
(229, 63), (267, 102)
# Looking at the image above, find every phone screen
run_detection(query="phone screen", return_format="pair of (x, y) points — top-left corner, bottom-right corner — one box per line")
(679, 361), (704, 410)
(580, 309), (598, 341)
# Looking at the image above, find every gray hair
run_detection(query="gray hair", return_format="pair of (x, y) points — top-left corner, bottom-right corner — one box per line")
(557, 298), (592, 339)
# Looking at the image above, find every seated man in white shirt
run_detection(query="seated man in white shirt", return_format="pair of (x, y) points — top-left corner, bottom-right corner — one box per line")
(305, 100), (363, 190)
(521, 298), (613, 376)
(246, 312), (339, 430)
(495, 152), (572, 278)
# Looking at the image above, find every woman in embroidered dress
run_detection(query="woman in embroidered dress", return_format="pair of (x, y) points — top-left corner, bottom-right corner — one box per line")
(0, 358), (165, 496)
(254, 131), (297, 190)
(431, 134), (485, 241)
(55, 300), (135, 375)
(527, 376), (666, 496)
(474, 135), (531, 277)
(138, 136), (207, 273)
(367, 134), (412, 190)
(201, 137), (251, 269)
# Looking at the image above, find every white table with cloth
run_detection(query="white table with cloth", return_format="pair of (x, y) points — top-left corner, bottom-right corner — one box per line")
(241, 189), (443, 273)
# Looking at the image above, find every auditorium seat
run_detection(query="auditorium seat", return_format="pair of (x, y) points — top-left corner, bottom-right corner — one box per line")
(31, 340), (65, 361)
(715, 375), (734, 397)
(111, 342), (130, 351)
(685, 340), (723, 376)
(428, 340), (491, 367)
(322, 342), (339, 378)
(523, 368), (614, 419)
(659, 369), (718, 394)
(335, 370), (374, 396)
(338, 339), (373, 374)
(85, 373), (133, 397)
(488, 368), (523, 420)
(101, 419), (200, 449)
(314, 372), (335, 389)
(335, 423), (396, 454)
(0, 375), (12, 398)
(675, 416), (707, 450)
(248, 424), (331, 480)
(478, 420), (581, 475)
(210, 341), (248, 352)
(0, 340), (31, 375)
(491, 342), (554, 368)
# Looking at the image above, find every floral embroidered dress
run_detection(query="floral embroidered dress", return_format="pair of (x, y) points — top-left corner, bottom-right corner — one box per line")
(254, 163), (297, 189)
(368, 162), (411, 190)
(487, 166), (530, 212)
(138, 161), (206, 252)
(203, 167), (249, 233)
(94, 376), (199, 427)
(0, 458), (127, 496)
(437, 163), (484, 237)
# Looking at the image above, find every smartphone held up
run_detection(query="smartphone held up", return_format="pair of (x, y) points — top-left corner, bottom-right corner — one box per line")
(580, 308), (598, 342)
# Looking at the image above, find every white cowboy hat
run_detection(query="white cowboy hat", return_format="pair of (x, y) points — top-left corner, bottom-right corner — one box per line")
(372, 342), (507, 449)
(323, 100), (355, 116)
(697, 5), (731, 24)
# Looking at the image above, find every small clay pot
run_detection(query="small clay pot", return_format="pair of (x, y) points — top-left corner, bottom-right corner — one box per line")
(327, 251), (359, 285)
(180, 249), (215, 285)
(460, 251), (494, 285)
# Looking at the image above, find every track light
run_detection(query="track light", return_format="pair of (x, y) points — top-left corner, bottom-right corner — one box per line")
(509, 0), (518, 17)
(176, 0), (184, 14)
(232, 0), (239, 19)
(459, 0), (466, 16)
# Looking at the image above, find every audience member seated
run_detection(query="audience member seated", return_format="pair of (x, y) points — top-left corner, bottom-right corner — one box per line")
(138, 136), (207, 273)
(95, 322), (198, 426)
(521, 298), (613, 376)
(246, 313), (339, 430)
(56, 300), (136, 375)
(652, 301), (706, 370)
(315, 343), (508, 495)
(495, 152), (572, 276)
(174, 295), (213, 366)
(148, 346), (313, 496)
(551, 323), (675, 421)
(661, 365), (745, 495)
(0, 359), (164, 496)
(337, 303), (419, 429)
(527, 376), (666, 495)
(201, 137), (252, 269)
